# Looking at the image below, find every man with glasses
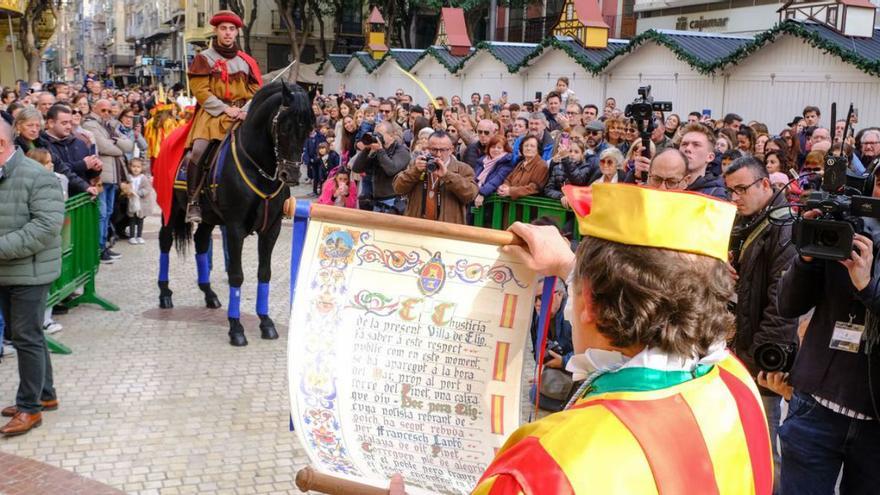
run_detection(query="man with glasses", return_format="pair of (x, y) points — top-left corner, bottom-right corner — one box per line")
(583, 120), (607, 156)
(564, 102), (583, 130)
(82, 98), (134, 263)
(378, 101), (394, 122)
(723, 157), (798, 491)
(645, 148), (689, 191)
(393, 131), (477, 224)
(858, 129), (880, 175)
(453, 118), (497, 171)
(680, 123), (728, 199)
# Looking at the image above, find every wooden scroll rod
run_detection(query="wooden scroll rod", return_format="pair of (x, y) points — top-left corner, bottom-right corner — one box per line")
(309, 204), (523, 247)
(295, 466), (397, 495)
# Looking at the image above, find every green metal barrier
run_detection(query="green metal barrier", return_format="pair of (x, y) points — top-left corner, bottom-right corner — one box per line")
(471, 194), (581, 240)
(45, 193), (118, 354)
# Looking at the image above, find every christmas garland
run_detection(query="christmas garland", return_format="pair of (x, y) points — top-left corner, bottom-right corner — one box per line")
(592, 29), (752, 75)
(720, 20), (880, 77)
(319, 19), (880, 80)
(388, 49), (429, 71)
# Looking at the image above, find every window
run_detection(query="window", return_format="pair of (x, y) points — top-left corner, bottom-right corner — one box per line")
(826, 6), (838, 25)
(197, 12), (205, 28)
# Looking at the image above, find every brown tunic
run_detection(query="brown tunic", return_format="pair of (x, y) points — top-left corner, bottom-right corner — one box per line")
(185, 47), (261, 148)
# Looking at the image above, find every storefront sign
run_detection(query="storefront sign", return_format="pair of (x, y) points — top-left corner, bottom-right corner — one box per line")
(675, 15), (729, 31)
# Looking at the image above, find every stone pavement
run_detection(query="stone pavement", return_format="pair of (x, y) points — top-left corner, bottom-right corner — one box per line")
(0, 184), (537, 495)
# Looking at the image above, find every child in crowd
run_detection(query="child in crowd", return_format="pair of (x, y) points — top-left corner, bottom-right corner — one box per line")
(27, 148), (68, 200)
(126, 158), (152, 244)
(318, 167), (358, 208)
(310, 142), (339, 196)
(25, 149), (65, 334)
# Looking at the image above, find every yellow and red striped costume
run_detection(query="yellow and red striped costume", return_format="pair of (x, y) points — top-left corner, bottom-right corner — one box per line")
(473, 354), (772, 495)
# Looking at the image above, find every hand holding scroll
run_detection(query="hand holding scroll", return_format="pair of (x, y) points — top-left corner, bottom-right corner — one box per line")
(502, 222), (576, 279)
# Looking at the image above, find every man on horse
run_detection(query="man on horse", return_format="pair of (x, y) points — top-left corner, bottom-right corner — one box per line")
(184, 10), (262, 223)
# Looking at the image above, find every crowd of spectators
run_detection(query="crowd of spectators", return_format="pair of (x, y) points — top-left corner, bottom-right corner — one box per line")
(306, 79), (880, 228)
(0, 75), (191, 354)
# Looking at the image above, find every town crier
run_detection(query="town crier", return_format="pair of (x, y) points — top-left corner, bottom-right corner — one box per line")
(184, 10), (262, 223)
(472, 184), (774, 494)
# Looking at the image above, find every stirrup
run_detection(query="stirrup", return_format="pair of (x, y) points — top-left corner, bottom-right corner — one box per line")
(185, 203), (202, 223)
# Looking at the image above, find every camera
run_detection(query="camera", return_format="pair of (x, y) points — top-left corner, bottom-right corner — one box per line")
(625, 85), (672, 122)
(754, 342), (797, 373)
(425, 154), (439, 173)
(360, 132), (384, 147)
(792, 103), (880, 260)
(624, 86), (672, 180)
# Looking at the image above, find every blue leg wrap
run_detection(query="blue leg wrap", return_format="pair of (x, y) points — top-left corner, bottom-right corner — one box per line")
(257, 282), (270, 316)
(196, 252), (211, 284)
(228, 286), (241, 319)
(159, 252), (170, 282)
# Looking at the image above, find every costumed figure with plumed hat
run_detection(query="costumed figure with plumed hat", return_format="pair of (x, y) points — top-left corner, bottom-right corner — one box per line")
(182, 10), (263, 223)
(144, 85), (182, 161)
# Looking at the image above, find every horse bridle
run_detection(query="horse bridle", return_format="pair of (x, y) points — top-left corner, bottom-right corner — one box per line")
(235, 104), (302, 183)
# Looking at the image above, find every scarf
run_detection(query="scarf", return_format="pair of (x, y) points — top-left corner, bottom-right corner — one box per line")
(476, 153), (508, 187)
(213, 39), (241, 59)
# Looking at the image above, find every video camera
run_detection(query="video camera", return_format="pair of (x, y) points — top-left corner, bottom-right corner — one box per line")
(792, 103), (880, 260)
(624, 86), (672, 180)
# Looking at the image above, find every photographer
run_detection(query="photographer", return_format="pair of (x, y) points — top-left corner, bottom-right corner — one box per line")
(776, 168), (880, 494)
(350, 121), (410, 214)
(393, 130), (477, 224)
(724, 157), (799, 487)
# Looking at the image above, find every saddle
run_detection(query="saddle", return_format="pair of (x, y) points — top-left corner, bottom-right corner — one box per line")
(174, 138), (229, 204)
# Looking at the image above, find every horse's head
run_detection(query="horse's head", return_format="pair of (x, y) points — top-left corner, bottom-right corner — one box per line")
(271, 82), (314, 185)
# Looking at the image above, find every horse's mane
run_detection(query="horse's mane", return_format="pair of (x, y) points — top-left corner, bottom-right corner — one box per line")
(248, 81), (314, 132)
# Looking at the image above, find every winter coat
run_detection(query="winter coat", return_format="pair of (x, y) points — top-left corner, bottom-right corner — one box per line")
(0, 150), (65, 286)
(473, 153), (515, 197)
(393, 157), (478, 224)
(731, 194), (799, 388)
(544, 157), (597, 199)
(317, 176), (359, 208)
(126, 174), (154, 218)
(503, 157), (549, 200)
(462, 140), (485, 171)
(81, 114), (133, 184)
(41, 131), (99, 195)
(350, 140), (410, 201)
(687, 173), (728, 200)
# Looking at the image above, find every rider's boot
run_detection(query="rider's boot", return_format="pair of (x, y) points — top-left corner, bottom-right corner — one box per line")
(185, 159), (203, 224)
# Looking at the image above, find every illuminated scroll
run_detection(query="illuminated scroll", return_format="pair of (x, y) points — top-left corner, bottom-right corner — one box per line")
(288, 205), (536, 494)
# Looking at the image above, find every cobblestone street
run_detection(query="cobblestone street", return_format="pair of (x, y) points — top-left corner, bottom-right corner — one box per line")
(0, 188), (535, 495)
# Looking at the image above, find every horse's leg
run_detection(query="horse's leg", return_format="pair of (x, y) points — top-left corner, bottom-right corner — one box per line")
(225, 225), (247, 347)
(194, 223), (222, 309)
(158, 221), (173, 309)
(256, 220), (282, 340)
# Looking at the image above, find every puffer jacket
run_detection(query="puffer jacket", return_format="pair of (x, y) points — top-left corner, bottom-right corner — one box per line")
(0, 150), (65, 285)
(81, 114), (133, 184)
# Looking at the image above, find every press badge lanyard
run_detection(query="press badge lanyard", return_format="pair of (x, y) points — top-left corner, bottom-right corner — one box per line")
(831, 303), (865, 354)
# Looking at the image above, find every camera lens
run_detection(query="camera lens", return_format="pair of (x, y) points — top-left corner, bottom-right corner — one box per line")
(754, 342), (796, 373)
(817, 229), (840, 248)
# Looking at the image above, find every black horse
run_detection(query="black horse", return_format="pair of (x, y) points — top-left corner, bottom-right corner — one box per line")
(157, 81), (313, 346)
